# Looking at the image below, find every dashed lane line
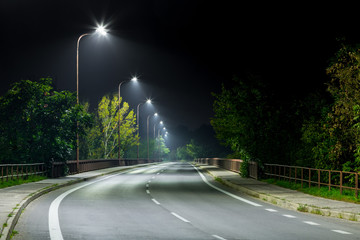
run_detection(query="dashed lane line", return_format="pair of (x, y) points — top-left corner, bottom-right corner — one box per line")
(212, 234), (227, 240)
(282, 214), (297, 218)
(303, 221), (320, 226)
(152, 198), (161, 205)
(265, 208), (278, 212)
(171, 212), (191, 223)
(332, 230), (352, 235)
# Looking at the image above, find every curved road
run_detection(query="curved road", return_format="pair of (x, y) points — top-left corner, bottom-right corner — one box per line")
(13, 162), (360, 240)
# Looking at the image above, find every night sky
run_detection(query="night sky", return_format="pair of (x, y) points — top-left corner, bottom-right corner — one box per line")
(1, 1), (359, 148)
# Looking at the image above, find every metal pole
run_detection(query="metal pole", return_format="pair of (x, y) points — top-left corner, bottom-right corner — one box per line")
(147, 115), (150, 161)
(118, 81), (126, 164)
(137, 103), (142, 161)
(76, 33), (90, 173)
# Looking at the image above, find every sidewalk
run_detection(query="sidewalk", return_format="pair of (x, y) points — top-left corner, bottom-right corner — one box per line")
(0, 163), (156, 240)
(198, 164), (360, 222)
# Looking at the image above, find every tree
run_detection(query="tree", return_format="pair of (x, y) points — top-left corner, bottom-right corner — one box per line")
(176, 146), (191, 161)
(84, 94), (138, 159)
(211, 75), (284, 163)
(317, 44), (360, 171)
(0, 78), (92, 164)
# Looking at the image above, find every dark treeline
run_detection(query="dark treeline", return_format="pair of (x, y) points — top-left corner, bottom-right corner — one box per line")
(211, 44), (360, 172)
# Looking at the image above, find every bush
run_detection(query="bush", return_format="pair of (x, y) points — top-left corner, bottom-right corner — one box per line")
(240, 159), (249, 178)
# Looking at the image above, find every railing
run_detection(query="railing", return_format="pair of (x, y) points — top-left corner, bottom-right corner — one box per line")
(51, 158), (161, 178)
(0, 163), (46, 182)
(264, 163), (359, 198)
(195, 158), (258, 179)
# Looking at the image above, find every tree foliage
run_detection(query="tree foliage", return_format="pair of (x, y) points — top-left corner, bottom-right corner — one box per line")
(211, 44), (360, 172)
(83, 94), (138, 159)
(211, 75), (299, 164)
(0, 78), (92, 164)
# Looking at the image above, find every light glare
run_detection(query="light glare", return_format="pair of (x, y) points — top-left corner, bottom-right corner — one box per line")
(96, 25), (107, 36)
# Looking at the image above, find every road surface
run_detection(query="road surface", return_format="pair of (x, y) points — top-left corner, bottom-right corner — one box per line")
(13, 162), (360, 239)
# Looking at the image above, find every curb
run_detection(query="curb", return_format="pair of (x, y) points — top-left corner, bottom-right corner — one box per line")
(0, 163), (159, 240)
(200, 166), (360, 223)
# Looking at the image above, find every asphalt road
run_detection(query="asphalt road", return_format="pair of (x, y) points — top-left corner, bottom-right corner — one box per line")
(13, 162), (360, 240)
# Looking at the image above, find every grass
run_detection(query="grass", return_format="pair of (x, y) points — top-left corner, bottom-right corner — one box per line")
(0, 175), (47, 189)
(263, 178), (360, 204)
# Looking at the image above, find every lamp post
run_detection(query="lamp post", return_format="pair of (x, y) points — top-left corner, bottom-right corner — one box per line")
(147, 113), (158, 161)
(76, 25), (108, 173)
(136, 99), (152, 160)
(118, 77), (137, 163)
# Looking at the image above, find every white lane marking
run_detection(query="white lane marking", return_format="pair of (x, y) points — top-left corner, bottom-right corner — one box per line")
(212, 234), (227, 240)
(49, 172), (125, 240)
(146, 184), (149, 188)
(151, 176), (155, 179)
(332, 230), (352, 235)
(146, 190), (150, 194)
(192, 165), (262, 207)
(152, 198), (160, 205)
(265, 208), (278, 212)
(171, 212), (190, 223)
(303, 221), (320, 226)
(148, 180), (151, 183)
(283, 214), (296, 218)
(157, 172), (160, 175)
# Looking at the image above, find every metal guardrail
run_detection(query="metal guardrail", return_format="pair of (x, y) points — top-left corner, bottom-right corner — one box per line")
(264, 163), (359, 198)
(195, 158), (258, 179)
(0, 163), (46, 181)
(51, 158), (162, 178)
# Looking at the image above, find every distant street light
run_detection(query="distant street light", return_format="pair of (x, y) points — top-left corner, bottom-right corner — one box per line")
(147, 113), (158, 161)
(118, 76), (138, 163)
(154, 120), (163, 138)
(136, 99), (152, 160)
(76, 25), (108, 173)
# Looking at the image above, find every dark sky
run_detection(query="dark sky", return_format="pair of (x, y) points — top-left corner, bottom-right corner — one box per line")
(1, 1), (359, 148)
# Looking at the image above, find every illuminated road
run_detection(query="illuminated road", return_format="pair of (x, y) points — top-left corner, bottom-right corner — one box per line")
(13, 162), (360, 240)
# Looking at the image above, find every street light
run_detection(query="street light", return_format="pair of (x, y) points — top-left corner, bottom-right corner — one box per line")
(76, 25), (108, 173)
(154, 120), (163, 138)
(147, 113), (158, 161)
(118, 76), (138, 163)
(136, 99), (152, 160)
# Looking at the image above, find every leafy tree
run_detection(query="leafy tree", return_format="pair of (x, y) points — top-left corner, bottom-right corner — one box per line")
(211, 75), (288, 164)
(322, 44), (360, 171)
(84, 94), (138, 159)
(156, 136), (170, 159)
(0, 78), (92, 164)
(185, 139), (204, 159)
(176, 146), (191, 160)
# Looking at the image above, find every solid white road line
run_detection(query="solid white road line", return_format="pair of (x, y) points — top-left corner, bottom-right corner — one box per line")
(332, 230), (352, 235)
(192, 165), (262, 207)
(152, 198), (161, 205)
(171, 212), (190, 223)
(49, 173), (124, 240)
(265, 208), (278, 212)
(303, 221), (320, 226)
(212, 234), (227, 240)
(282, 214), (296, 218)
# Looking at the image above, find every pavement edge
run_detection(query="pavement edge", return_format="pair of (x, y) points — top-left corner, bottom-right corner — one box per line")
(197, 165), (360, 223)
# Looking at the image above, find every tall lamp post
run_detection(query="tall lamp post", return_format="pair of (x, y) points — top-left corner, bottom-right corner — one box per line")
(76, 26), (107, 173)
(147, 113), (158, 161)
(118, 77), (137, 163)
(136, 99), (152, 160)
